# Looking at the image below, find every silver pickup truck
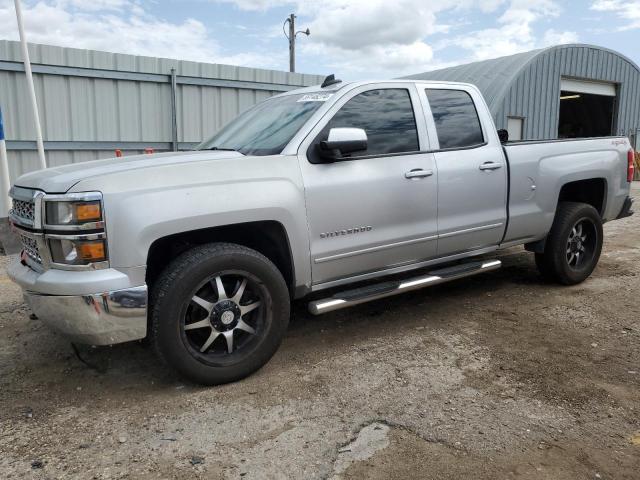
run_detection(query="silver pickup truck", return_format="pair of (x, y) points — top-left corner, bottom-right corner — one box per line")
(3, 76), (635, 385)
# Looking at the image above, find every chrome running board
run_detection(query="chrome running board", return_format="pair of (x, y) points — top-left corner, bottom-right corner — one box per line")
(308, 259), (501, 315)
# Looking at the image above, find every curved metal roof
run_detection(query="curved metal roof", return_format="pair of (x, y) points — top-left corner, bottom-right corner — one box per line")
(403, 44), (640, 112)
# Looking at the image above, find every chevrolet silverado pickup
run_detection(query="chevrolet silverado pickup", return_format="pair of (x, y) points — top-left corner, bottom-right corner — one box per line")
(3, 75), (635, 385)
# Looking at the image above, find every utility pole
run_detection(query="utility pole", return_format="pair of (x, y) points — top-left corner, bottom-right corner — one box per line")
(287, 14), (295, 73)
(284, 14), (310, 73)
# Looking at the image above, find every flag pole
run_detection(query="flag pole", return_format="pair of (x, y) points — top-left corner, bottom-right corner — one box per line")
(0, 107), (10, 217)
(14, 0), (46, 170)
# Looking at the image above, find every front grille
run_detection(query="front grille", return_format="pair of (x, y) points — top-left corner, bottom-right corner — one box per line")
(11, 198), (36, 223)
(20, 234), (42, 264)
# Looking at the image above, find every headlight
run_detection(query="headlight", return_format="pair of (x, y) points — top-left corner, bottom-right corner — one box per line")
(45, 200), (103, 226)
(48, 236), (108, 266)
(39, 192), (109, 270)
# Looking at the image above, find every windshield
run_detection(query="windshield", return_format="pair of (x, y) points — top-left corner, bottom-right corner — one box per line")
(196, 93), (328, 156)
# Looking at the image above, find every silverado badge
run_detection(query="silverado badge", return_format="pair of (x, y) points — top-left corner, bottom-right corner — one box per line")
(320, 226), (373, 239)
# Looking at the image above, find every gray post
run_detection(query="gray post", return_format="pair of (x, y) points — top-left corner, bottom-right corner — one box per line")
(288, 14), (295, 73)
(170, 68), (178, 152)
(0, 106), (9, 217)
(0, 105), (20, 254)
(14, 0), (46, 169)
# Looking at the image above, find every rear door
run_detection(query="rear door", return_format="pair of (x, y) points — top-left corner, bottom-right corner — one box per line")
(420, 86), (508, 256)
(297, 84), (439, 286)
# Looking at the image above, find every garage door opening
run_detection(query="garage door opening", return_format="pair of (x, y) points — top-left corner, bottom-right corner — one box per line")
(558, 79), (616, 139)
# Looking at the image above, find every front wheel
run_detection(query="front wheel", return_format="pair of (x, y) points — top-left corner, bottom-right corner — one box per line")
(151, 243), (290, 385)
(535, 202), (603, 285)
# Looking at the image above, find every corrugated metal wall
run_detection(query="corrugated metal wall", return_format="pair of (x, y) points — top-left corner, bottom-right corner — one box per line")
(495, 45), (640, 139)
(0, 40), (324, 214)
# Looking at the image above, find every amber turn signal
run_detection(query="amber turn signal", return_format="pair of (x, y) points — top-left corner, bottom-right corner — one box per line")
(75, 203), (102, 222)
(77, 241), (107, 261)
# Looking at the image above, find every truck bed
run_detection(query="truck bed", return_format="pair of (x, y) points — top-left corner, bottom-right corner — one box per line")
(501, 136), (632, 246)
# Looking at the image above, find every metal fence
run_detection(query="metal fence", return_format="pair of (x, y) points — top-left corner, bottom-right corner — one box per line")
(0, 40), (325, 215)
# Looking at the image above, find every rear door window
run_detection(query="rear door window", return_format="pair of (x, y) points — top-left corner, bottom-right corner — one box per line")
(425, 89), (484, 149)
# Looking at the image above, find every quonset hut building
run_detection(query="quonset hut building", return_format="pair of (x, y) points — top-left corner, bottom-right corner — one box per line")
(405, 44), (640, 147)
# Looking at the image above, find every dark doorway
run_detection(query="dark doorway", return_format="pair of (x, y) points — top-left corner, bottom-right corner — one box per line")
(558, 90), (615, 138)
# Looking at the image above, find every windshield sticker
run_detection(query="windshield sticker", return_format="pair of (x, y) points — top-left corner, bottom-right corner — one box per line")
(298, 93), (334, 102)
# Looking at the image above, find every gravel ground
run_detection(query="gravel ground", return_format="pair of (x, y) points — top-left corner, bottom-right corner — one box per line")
(1, 184), (639, 479)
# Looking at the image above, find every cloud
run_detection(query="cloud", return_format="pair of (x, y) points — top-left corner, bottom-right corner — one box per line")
(293, 0), (465, 76)
(0, 0), (278, 68)
(212, 0), (286, 11)
(215, 0), (573, 75)
(60, 0), (130, 11)
(542, 29), (579, 45)
(306, 0), (446, 50)
(301, 40), (437, 77)
(212, 0), (508, 74)
(591, 0), (640, 30)
(441, 0), (572, 61)
(0, 0), (582, 78)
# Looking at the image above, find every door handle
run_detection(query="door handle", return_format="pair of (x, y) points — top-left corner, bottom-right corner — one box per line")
(479, 162), (503, 171)
(405, 169), (434, 179)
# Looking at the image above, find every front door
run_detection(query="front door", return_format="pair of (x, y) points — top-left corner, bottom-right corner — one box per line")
(298, 85), (439, 286)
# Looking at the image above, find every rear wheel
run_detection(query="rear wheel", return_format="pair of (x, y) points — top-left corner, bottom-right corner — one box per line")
(535, 202), (603, 285)
(151, 243), (290, 385)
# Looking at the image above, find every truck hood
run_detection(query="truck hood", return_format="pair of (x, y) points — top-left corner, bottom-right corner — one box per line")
(14, 150), (244, 193)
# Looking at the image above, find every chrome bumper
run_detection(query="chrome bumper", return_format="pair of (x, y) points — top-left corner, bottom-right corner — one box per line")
(23, 286), (148, 346)
(6, 246), (148, 345)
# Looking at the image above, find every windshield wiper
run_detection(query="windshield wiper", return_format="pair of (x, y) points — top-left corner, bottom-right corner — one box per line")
(208, 147), (237, 151)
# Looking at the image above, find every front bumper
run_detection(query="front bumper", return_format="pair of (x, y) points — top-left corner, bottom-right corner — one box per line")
(23, 287), (148, 346)
(8, 259), (148, 346)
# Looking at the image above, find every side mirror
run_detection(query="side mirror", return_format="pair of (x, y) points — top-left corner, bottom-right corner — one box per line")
(497, 129), (509, 143)
(318, 128), (368, 161)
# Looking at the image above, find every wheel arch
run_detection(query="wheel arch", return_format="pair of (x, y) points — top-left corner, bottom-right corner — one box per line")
(146, 220), (296, 296)
(526, 177), (607, 254)
(556, 177), (608, 217)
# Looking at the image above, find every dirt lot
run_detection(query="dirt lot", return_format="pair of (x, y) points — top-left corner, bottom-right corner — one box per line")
(1, 185), (639, 479)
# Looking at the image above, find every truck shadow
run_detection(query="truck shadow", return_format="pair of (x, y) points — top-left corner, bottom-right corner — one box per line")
(7, 249), (561, 397)
(288, 248), (543, 334)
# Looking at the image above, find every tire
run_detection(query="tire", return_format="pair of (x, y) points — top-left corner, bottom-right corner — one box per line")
(151, 242), (290, 385)
(535, 202), (603, 285)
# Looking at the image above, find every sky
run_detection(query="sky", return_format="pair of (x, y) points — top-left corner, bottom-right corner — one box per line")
(0, 0), (638, 80)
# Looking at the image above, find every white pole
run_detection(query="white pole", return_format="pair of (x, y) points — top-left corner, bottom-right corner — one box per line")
(0, 108), (10, 217)
(14, 0), (46, 170)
